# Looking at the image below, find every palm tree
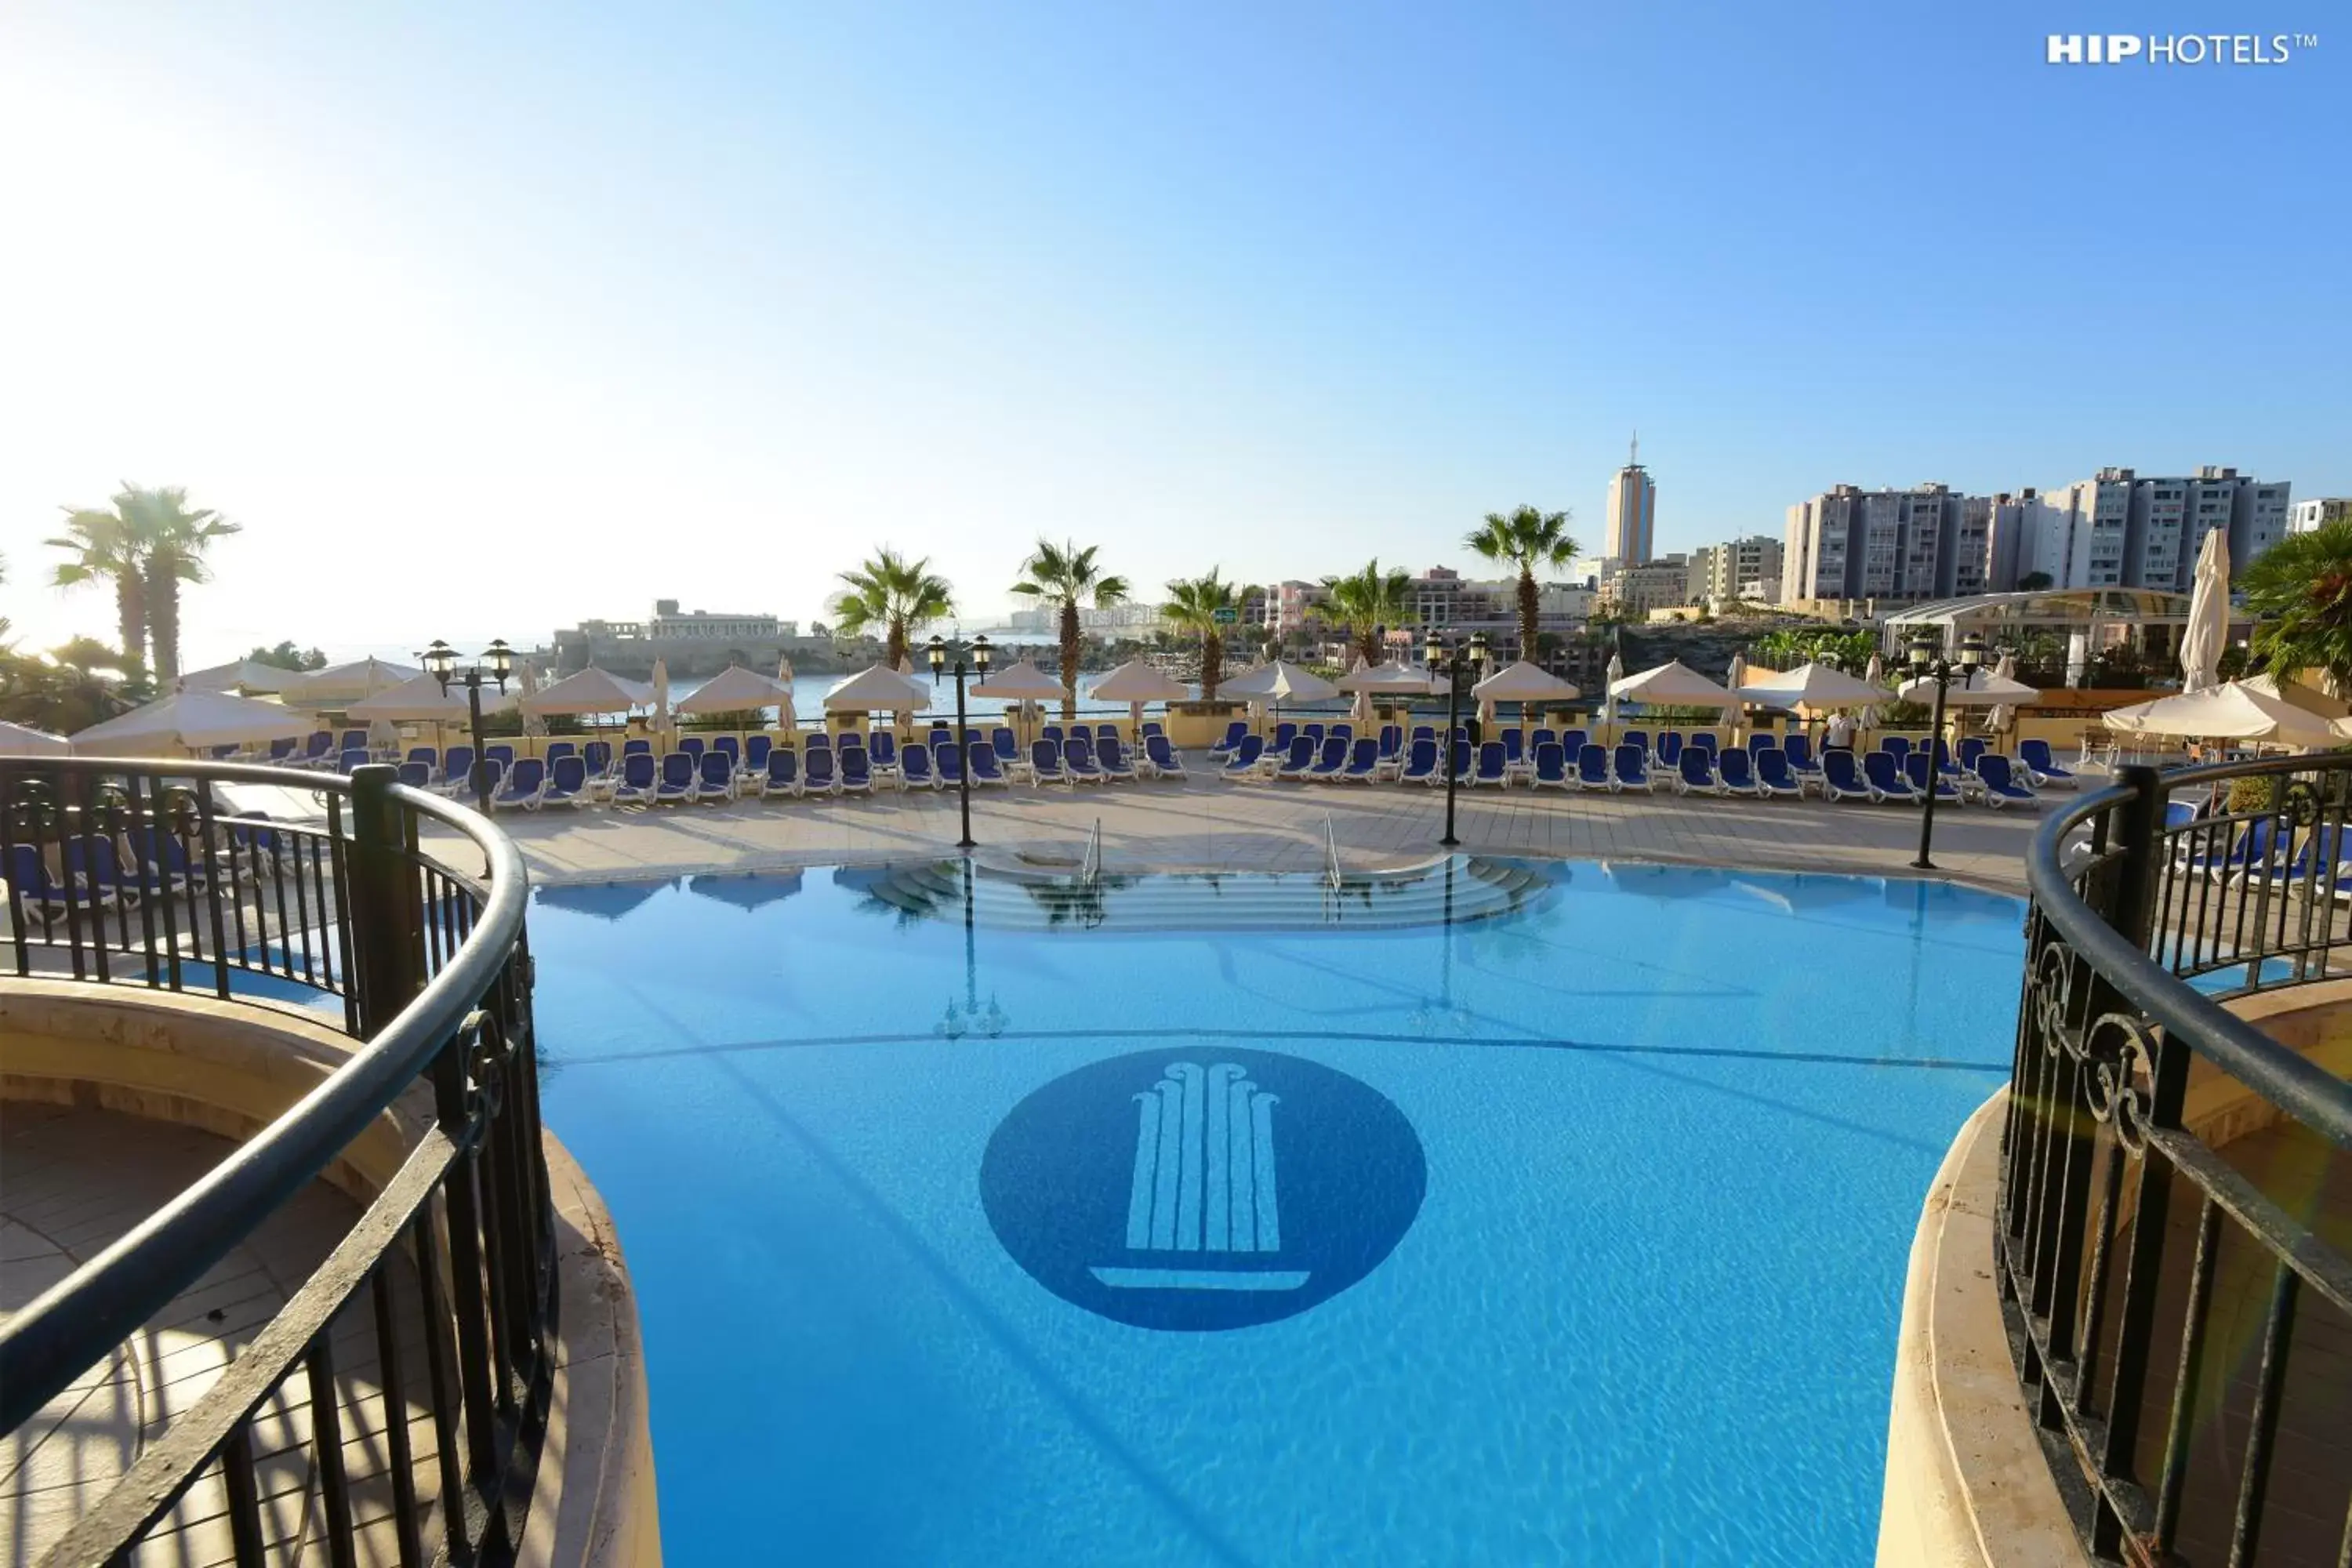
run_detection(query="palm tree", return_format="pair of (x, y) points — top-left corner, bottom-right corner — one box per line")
(830, 549), (955, 668)
(45, 500), (150, 674)
(2241, 521), (2352, 693)
(1465, 505), (1578, 658)
(1161, 571), (1251, 699)
(1316, 559), (1414, 666)
(1011, 539), (1129, 718)
(127, 487), (239, 684)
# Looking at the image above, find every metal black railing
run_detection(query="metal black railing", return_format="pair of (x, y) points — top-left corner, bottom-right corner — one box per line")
(2002, 753), (2352, 1566)
(0, 757), (553, 1566)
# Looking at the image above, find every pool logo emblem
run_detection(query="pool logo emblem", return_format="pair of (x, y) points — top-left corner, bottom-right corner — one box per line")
(981, 1048), (1424, 1330)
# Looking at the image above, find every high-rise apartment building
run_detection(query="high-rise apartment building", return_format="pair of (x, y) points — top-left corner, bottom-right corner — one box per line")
(1780, 484), (1976, 604)
(1687, 535), (1785, 603)
(2022, 467), (2291, 589)
(1600, 555), (1693, 618)
(1602, 435), (1657, 572)
(2291, 497), (2351, 535)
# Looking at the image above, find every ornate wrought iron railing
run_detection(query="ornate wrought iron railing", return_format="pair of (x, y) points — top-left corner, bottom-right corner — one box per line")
(0, 757), (553, 1566)
(2003, 753), (2352, 1566)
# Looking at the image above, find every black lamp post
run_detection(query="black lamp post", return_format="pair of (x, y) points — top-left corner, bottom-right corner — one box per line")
(419, 637), (514, 815)
(1905, 629), (1987, 871)
(927, 632), (992, 851)
(1425, 629), (1488, 848)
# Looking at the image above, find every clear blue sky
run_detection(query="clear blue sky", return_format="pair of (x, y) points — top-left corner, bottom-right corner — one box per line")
(2, 1), (2342, 664)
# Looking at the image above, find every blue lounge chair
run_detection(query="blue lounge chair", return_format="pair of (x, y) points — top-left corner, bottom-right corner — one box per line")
(1207, 720), (1249, 760)
(654, 753), (696, 805)
(1145, 734), (1188, 779)
(1821, 750), (1872, 803)
(1864, 751), (1918, 804)
(397, 760), (433, 791)
(1301, 724), (1325, 751)
(1613, 743), (1652, 791)
(1472, 740), (1508, 786)
(1974, 753), (2036, 808)
(612, 752), (659, 806)
(1449, 740), (1475, 786)
(1621, 728), (1650, 756)
(969, 741), (1011, 786)
(1689, 731), (1719, 757)
(64, 835), (138, 909)
(122, 822), (202, 896)
(1956, 738), (1988, 775)
(1065, 736), (1105, 783)
(297, 731), (335, 768)
(1657, 731), (1685, 768)
(991, 727), (1019, 764)
(897, 742), (935, 790)
(1904, 751), (1961, 805)
(1218, 735), (1264, 780)
(1040, 724), (1065, 748)
(934, 739), (966, 789)
(1271, 722), (1299, 753)
(1715, 747), (1762, 798)
(761, 748), (801, 798)
(1782, 734), (1821, 779)
(337, 747), (371, 775)
(837, 746), (873, 796)
(476, 758), (506, 800)
(266, 737), (299, 764)
(1097, 735), (1139, 782)
(1881, 736), (1912, 770)
(1532, 727), (1559, 756)
(679, 736), (706, 761)
(1328, 722), (1352, 745)
(2186, 818), (2287, 882)
(1139, 720), (1166, 746)
(545, 740), (578, 767)
(1501, 728), (1525, 769)
(712, 736), (741, 773)
(743, 735), (773, 778)
(6, 842), (81, 923)
(1576, 743), (1614, 791)
(1752, 747), (1802, 799)
(1341, 738), (1379, 782)
(1559, 728), (1588, 759)
(2275, 822), (2349, 894)
(1746, 731), (1776, 756)
(623, 737), (653, 758)
(407, 746), (438, 771)
(1672, 747), (1719, 796)
(545, 754), (590, 808)
(495, 757), (547, 811)
(584, 740), (615, 779)
(1031, 739), (1071, 786)
(485, 744), (515, 773)
(1273, 736), (1316, 782)
(1068, 723), (1092, 744)
(1410, 724), (1436, 746)
(1398, 737), (1440, 784)
(1531, 741), (1570, 789)
(696, 750), (738, 800)
(802, 746), (837, 797)
(1307, 736), (1348, 781)
(2018, 739), (2078, 789)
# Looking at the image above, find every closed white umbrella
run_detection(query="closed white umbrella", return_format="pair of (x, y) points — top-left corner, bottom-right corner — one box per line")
(1601, 653), (1623, 728)
(71, 690), (310, 756)
(1722, 653), (1748, 731)
(778, 658), (797, 735)
(1984, 652), (2022, 735)
(677, 664), (793, 715)
(2106, 681), (2339, 749)
(282, 656), (420, 707)
(0, 720), (71, 756)
(652, 659), (671, 741)
(517, 661), (546, 738)
(2179, 528), (2230, 695)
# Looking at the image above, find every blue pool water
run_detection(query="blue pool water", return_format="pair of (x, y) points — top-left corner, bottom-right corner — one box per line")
(527, 858), (2026, 1566)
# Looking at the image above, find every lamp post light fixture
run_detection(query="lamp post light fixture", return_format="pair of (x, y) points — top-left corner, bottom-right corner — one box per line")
(927, 632), (993, 851)
(419, 637), (515, 815)
(1425, 629), (1488, 849)
(1905, 629), (1987, 871)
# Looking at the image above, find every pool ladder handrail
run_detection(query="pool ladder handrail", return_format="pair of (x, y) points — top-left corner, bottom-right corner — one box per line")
(1323, 812), (1342, 891)
(1080, 816), (1103, 887)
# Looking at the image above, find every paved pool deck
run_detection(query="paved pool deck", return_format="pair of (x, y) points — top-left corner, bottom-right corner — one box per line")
(429, 770), (2063, 895)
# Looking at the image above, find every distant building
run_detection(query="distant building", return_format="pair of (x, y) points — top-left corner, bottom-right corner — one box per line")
(2290, 497), (2350, 535)
(646, 598), (779, 641)
(1006, 603), (1165, 635)
(1600, 555), (1693, 618)
(1687, 535), (1784, 604)
(551, 598), (828, 677)
(1781, 485), (1962, 604)
(1602, 434), (1657, 573)
(2022, 467), (2290, 588)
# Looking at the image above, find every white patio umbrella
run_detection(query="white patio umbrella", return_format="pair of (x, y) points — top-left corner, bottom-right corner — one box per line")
(1722, 653), (1748, 731)
(823, 662), (931, 712)
(523, 666), (652, 717)
(1600, 652), (1624, 728)
(1895, 670), (2041, 706)
(2106, 681), (2340, 750)
(1734, 662), (1889, 714)
(348, 671), (495, 723)
(1220, 659), (1339, 728)
(1089, 659), (1188, 729)
(180, 658), (299, 695)
(1984, 652), (2022, 735)
(0, 720), (71, 756)
(676, 664), (793, 715)
(1608, 659), (1735, 707)
(971, 659), (1070, 703)
(1860, 652), (1887, 728)
(1337, 661), (1448, 695)
(2179, 528), (2230, 695)
(651, 659), (671, 741)
(1471, 659), (1581, 731)
(281, 656), (420, 707)
(71, 690), (311, 756)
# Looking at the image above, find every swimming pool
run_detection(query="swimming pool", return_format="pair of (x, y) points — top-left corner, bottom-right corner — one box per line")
(528, 857), (2025, 1566)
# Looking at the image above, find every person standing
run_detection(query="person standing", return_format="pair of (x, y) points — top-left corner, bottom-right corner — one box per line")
(1824, 710), (1856, 756)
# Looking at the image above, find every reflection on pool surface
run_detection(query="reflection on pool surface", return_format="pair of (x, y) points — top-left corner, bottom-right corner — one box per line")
(528, 858), (2025, 1566)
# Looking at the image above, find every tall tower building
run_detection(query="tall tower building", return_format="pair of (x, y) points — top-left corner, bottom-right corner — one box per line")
(1602, 434), (1657, 574)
